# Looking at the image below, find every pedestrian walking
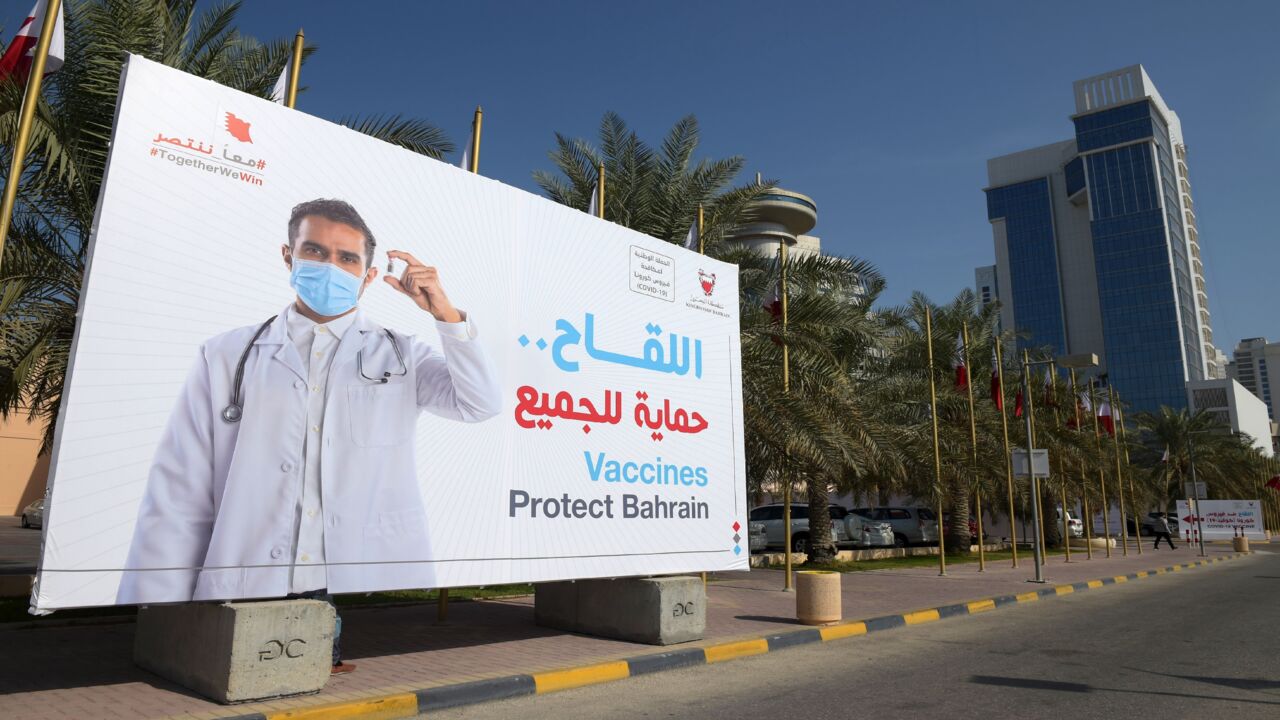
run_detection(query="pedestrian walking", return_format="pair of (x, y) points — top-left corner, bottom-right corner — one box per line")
(1152, 512), (1177, 550)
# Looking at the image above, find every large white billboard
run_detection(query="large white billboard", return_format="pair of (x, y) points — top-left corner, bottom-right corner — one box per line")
(32, 56), (746, 610)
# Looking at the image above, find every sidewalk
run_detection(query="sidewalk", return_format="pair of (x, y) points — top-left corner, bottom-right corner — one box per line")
(0, 544), (1249, 720)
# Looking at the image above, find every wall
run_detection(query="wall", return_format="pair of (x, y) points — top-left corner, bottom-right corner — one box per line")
(0, 410), (49, 515)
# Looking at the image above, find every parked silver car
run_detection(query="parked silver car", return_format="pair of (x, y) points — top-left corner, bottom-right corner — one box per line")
(748, 521), (768, 552)
(20, 498), (44, 529)
(749, 504), (894, 552)
(842, 511), (895, 548)
(852, 506), (939, 547)
(748, 503), (845, 553)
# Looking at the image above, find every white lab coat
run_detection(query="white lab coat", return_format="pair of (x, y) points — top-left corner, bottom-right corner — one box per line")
(116, 305), (502, 604)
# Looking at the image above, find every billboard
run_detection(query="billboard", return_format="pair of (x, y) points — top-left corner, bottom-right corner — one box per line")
(1174, 500), (1264, 541)
(31, 56), (746, 610)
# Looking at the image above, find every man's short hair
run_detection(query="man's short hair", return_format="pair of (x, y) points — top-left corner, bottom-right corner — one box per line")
(287, 199), (376, 267)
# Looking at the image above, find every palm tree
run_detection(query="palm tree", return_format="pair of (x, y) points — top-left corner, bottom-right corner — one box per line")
(533, 112), (769, 250)
(0, 0), (454, 450)
(1131, 407), (1262, 506)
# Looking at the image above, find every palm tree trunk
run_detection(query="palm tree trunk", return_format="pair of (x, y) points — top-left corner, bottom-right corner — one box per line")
(1041, 497), (1063, 549)
(806, 478), (836, 564)
(945, 481), (971, 555)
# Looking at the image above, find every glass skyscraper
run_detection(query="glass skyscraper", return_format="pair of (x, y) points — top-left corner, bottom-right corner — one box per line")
(982, 65), (1222, 414)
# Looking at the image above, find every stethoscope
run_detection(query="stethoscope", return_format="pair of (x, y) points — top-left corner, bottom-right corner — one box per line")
(221, 315), (409, 423)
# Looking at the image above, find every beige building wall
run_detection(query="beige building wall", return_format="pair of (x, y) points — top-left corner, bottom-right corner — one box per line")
(0, 410), (49, 516)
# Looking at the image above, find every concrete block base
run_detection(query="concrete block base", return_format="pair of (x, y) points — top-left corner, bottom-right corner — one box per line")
(535, 576), (705, 645)
(134, 599), (335, 704)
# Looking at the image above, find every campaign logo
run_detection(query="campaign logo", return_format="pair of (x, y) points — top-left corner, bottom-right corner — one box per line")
(697, 270), (716, 297)
(147, 107), (267, 187)
(224, 112), (253, 143)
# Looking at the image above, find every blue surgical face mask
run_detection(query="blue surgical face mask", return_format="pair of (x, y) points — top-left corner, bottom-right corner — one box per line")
(289, 257), (365, 316)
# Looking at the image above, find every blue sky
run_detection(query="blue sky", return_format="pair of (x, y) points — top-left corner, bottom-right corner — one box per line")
(10, 0), (1280, 348)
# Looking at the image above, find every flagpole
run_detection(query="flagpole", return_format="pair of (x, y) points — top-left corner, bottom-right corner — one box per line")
(1049, 362), (1071, 563)
(0, 0), (62, 266)
(1116, 399), (1141, 555)
(697, 204), (705, 255)
(780, 236), (794, 591)
(1071, 370), (1093, 559)
(596, 162), (606, 220)
(285, 29), (304, 109)
(1024, 356), (1044, 563)
(926, 308), (946, 576)
(469, 106), (483, 174)
(1108, 386), (1129, 556)
(995, 338), (1017, 568)
(1090, 378), (1111, 558)
(961, 323), (984, 571)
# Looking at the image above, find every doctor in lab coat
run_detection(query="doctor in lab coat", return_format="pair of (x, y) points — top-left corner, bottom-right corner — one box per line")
(117, 198), (502, 605)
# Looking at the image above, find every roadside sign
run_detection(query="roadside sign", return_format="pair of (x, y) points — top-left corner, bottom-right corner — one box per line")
(1012, 449), (1050, 478)
(1175, 499), (1264, 540)
(1183, 481), (1207, 500)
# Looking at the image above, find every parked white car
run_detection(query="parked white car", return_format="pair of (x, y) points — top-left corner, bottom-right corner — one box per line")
(748, 503), (844, 553)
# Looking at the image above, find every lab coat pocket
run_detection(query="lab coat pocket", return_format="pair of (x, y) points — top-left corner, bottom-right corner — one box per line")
(346, 383), (415, 447)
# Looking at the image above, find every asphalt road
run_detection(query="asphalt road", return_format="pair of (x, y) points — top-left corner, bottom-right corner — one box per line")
(438, 550), (1280, 719)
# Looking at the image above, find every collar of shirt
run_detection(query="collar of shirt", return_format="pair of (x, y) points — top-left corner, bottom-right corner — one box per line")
(285, 302), (359, 345)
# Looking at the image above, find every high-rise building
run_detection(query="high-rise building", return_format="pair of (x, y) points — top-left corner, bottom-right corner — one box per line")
(975, 265), (999, 307)
(983, 65), (1218, 413)
(1227, 337), (1280, 421)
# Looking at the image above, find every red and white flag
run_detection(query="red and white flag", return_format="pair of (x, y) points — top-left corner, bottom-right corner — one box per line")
(1043, 366), (1055, 406)
(954, 334), (968, 390)
(1014, 386), (1024, 417)
(0, 0), (65, 84)
(989, 348), (1002, 410)
(1160, 446), (1170, 463)
(1097, 399), (1115, 436)
(1266, 476), (1280, 491)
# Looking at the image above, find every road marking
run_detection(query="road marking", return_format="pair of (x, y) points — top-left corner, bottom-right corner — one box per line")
(966, 599), (996, 614)
(1054, 585), (1074, 596)
(264, 693), (418, 719)
(534, 661), (630, 694)
(903, 609), (940, 625)
(1086, 580), (1104, 589)
(704, 639), (769, 663)
(820, 622), (868, 641)
(1113, 576), (1128, 583)
(1015, 592), (1039, 603)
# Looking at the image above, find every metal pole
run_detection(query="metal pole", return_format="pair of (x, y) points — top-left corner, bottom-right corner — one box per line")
(1048, 362), (1070, 563)
(0, 0), (63, 264)
(1090, 378), (1111, 558)
(781, 238), (793, 591)
(697, 204), (705, 255)
(995, 338), (1017, 567)
(1110, 387), (1129, 557)
(962, 323), (984, 571)
(437, 588), (449, 622)
(1189, 435), (1206, 557)
(596, 163), (606, 219)
(468, 106), (483, 174)
(1070, 369), (1093, 560)
(285, 29), (304, 109)
(1117, 402), (1142, 555)
(926, 308), (946, 576)
(1023, 351), (1044, 583)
